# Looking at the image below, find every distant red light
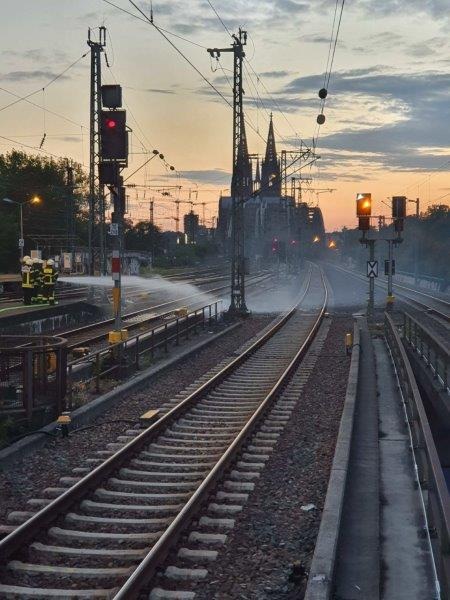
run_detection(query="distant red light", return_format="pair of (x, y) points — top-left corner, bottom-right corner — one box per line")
(106, 119), (117, 129)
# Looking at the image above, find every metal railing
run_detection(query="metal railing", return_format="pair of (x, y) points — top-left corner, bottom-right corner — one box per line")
(0, 335), (67, 424)
(385, 312), (450, 598)
(66, 301), (223, 408)
(396, 270), (448, 293)
(403, 312), (449, 394)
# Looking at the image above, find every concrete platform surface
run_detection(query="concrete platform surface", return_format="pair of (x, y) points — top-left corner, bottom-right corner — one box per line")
(375, 338), (437, 600)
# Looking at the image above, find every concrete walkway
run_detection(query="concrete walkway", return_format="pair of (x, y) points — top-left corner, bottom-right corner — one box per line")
(334, 321), (380, 599)
(375, 338), (437, 600)
(333, 323), (437, 600)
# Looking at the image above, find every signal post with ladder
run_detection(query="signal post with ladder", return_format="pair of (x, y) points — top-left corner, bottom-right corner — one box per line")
(357, 193), (406, 316)
(97, 84), (130, 344)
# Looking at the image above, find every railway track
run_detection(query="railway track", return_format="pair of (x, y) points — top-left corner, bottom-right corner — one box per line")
(329, 263), (450, 322)
(0, 287), (89, 307)
(0, 264), (327, 599)
(63, 272), (273, 350)
(0, 266), (229, 308)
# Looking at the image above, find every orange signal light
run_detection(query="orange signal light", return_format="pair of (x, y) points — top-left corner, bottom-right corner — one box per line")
(356, 193), (372, 217)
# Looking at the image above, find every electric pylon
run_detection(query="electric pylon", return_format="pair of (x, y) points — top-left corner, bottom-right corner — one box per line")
(87, 26), (106, 275)
(208, 29), (251, 316)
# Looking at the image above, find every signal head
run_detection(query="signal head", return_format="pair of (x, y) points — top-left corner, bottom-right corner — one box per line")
(356, 193), (372, 217)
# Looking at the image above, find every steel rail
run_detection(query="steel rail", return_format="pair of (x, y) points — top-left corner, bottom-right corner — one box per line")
(385, 312), (450, 596)
(113, 268), (328, 599)
(0, 267), (314, 566)
(329, 264), (449, 321)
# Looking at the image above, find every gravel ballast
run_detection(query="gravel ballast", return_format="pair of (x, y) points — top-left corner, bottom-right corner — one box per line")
(0, 314), (274, 523)
(192, 314), (353, 600)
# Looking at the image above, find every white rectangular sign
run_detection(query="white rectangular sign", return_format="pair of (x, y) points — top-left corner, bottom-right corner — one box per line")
(63, 253), (72, 270)
(367, 260), (378, 278)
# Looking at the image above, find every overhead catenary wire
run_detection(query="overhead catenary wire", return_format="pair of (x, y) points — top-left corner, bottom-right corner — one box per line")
(104, 58), (179, 187)
(126, 0), (233, 109)
(101, 0), (207, 49)
(0, 51), (89, 114)
(325, 0), (345, 91)
(206, 0), (232, 37)
(106, 0), (317, 192)
(244, 59), (304, 146)
(0, 86), (85, 129)
(243, 62), (297, 148)
(397, 158), (450, 197)
(112, 0), (275, 147)
(322, 0), (339, 92)
(0, 133), (86, 165)
(203, 0), (307, 149)
(314, 0), (345, 149)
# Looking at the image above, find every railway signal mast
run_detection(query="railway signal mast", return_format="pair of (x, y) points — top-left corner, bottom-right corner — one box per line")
(357, 193), (406, 317)
(208, 30), (251, 316)
(99, 84), (130, 342)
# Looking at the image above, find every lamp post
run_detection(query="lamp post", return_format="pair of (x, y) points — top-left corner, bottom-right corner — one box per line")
(2, 196), (42, 259)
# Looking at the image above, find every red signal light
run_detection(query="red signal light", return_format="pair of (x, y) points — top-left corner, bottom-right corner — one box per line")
(106, 119), (117, 129)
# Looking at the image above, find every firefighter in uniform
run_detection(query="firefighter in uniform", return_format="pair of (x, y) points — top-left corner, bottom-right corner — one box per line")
(43, 258), (58, 305)
(21, 256), (33, 305)
(31, 258), (43, 304)
(37, 259), (45, 303)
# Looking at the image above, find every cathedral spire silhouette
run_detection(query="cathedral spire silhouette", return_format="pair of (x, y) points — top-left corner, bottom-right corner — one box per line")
(261, 113), (281, 196)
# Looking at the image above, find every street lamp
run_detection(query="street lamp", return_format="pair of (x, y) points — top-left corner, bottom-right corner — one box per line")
(2, 196), (42, 259)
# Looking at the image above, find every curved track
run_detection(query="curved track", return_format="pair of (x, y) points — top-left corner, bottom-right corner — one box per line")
(0, 265), (327, 599)
(328, 263), (450, 321)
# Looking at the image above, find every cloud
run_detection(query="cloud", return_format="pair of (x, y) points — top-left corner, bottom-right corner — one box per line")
(258, 70), (293, 79)
(280, 67), (450, 172)
(406, 36), (448, 57)
(1, 48), (70, 63)
(158, 0), (311, 36)
(59, 136), (81, 143)
(300, 33), (332, 44)
(144, 88), (175, 95)
(125, 85), (175, 95)
(355, 0), (450, 19)
(1, 69), (70, 82)
(179, 168), (231, 184)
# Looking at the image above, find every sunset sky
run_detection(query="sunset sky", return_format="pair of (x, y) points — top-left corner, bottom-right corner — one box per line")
(1, 0), (450, 231)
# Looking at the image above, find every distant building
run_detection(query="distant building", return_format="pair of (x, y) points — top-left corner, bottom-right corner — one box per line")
(184, 211), (199, 244)
(161, 231), (180, 253)
(217, 114), (326, 263)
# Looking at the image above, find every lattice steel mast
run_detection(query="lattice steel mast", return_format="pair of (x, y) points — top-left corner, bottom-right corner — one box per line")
(87, 26), (106, 275)
(208, 29), (251, 315)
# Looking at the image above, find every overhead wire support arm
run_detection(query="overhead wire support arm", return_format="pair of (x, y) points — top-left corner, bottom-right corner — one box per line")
(208, 29), (250, 317)
(87, 26), (107, 276)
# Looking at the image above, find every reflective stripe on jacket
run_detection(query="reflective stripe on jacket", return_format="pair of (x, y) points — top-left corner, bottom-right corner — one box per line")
(43, 267), (57, 286)
(31, 266), (43, 285)
(21, 266), (33, 288)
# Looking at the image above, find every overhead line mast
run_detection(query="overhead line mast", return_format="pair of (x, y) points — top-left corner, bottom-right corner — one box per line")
(87, 26), (107, 275)
(208, 29), (251, 317)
